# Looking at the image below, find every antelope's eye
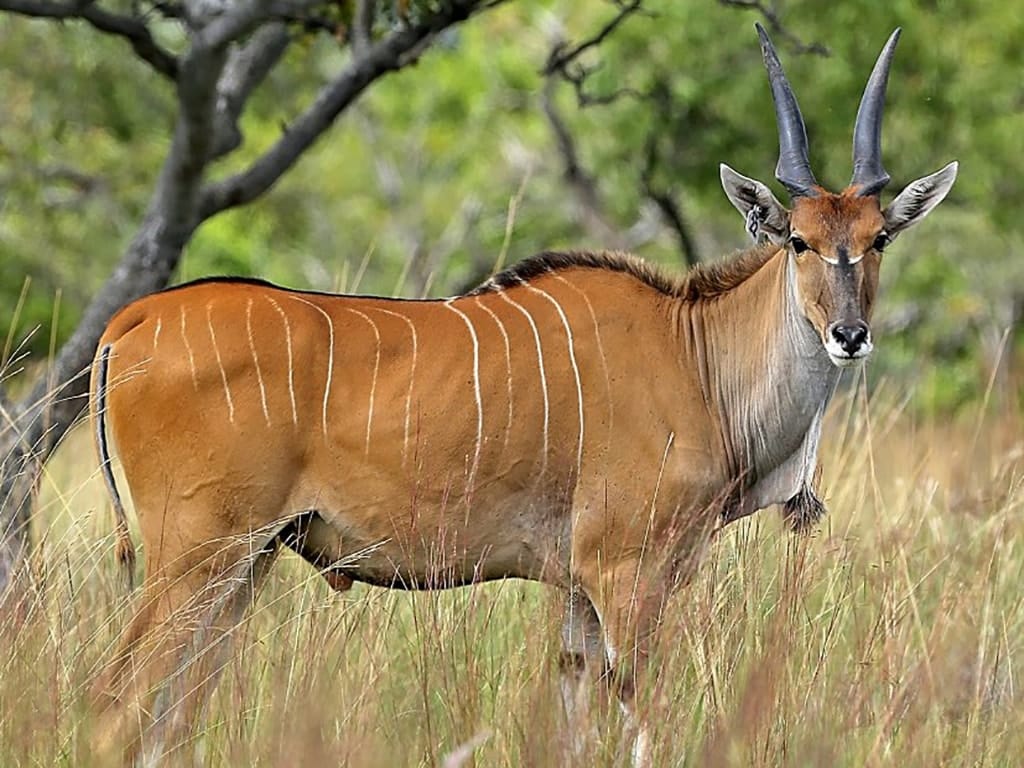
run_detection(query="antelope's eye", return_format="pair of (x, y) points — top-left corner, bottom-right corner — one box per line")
(789, 236), (809, 254)
(872, 232), (890, 252)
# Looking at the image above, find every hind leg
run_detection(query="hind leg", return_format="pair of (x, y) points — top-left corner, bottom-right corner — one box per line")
(91, 512), (283, 766)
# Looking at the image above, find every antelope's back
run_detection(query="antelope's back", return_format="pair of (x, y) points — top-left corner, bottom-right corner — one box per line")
(94, 269), (678, 522)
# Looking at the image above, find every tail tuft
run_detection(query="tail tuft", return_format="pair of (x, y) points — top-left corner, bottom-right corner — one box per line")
(114, 524), (137, 591)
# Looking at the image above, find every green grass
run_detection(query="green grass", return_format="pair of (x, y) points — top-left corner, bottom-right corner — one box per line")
(3, 385), (1023, 766)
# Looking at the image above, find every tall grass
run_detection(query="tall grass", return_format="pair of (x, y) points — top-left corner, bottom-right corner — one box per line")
(2, 385), (1022, 766)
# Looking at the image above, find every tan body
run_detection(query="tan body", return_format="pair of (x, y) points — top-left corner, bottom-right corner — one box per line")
(102, 265), (726, 584)
(89, 25), (959, 767)
(90, 248), (832, 762)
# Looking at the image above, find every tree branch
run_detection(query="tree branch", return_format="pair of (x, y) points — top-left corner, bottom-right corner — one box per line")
(542, 1), (652, 109)
(0, 0), (180, 79)
(541, 76), (624, 247)
(352, 0), (375, 57)
(543, 5), (695, 261)
(543, 0), (648, 76)
(641, 180), (699, 268)
(192, 0), (284, 49)
(209, 22), (291, 160)
(641, 124), (699, 267)
(718, 0), (829, 56)
(199, 0), (494, 218)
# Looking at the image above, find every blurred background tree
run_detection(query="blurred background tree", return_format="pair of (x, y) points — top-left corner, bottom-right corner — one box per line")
(4, 1), (1020, 412)
(0, 0), (1020, 589)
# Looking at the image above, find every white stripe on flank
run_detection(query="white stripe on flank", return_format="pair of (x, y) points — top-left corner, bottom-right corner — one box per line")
(267, 297), (298, 426)
(289, 296), (334, 439)
(554, 274), (613, 431)
(445, 300), (483, 480)
(246, 298), (271, 426)
(473, 296), (513, 451)
(345, 308), (381, 454)
(521, 277), (584, 474)
(206, 303), (235, 424)
(179, 307), (198, 391)
(368, 307), (417, 464)
(496, 288), (549, 473)
(153, 316), (162, 352)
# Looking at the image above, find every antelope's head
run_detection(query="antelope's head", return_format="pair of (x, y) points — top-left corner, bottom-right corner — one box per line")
(721, 25), (957, 368)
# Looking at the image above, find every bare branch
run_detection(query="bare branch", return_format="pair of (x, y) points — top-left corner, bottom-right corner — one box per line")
(209, 22), (290, 159)
(543, 0), (649, 76)
(541, 77), (623, 247)
(192, 0), (283, 49)
(548, 58), (650, 108)
(541, 79), (595, 204)
(543, 1), (652, 109)
(0, 0), (180, 79)
(635, 79), (700, 266)
(641, 180), (699, 268)
(199, 0), (495, 218)
(352, 0), (375, 57)
(718, 0), (829, 56)
(190, 0), (343, 43)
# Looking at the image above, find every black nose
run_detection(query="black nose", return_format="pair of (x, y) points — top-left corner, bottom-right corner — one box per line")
(831, 321), (869, 355)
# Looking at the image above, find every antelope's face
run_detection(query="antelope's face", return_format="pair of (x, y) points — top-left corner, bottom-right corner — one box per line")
(788, 194), (885, 366)
(720, 24), (958, 369)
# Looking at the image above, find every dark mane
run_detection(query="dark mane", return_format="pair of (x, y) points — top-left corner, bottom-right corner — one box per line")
(470, 245), (779, 302)
(165, 247), (778, 304)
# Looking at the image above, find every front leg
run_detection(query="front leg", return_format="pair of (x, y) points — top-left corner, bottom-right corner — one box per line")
(569, 485), (711, 766)
(575, 554), (670, 768)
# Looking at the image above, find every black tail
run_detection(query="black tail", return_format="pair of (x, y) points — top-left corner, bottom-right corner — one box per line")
(94, 344), (136, 589)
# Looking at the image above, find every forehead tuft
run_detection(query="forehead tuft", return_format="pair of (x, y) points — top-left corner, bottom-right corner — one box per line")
(790, 192), (885, 244)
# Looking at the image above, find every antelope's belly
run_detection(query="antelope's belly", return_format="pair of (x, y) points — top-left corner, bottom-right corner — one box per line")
(300, 486), (571, 589)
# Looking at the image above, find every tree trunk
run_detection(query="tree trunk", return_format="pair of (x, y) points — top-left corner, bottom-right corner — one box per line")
(0, 0), (499, 601)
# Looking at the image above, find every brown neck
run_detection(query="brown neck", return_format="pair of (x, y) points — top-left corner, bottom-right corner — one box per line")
(680, 247), (839, 484)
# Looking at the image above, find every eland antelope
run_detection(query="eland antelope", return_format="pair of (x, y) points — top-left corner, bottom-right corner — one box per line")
(89, 24), (957, 766)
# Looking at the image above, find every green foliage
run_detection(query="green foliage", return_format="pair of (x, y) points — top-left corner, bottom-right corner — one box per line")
(1, 1), (1021, 409)
(561, 0), (1023, 411)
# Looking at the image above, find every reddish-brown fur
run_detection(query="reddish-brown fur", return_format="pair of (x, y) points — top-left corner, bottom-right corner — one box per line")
(86, 249), (801, 762)
(89, 26), (958, 763)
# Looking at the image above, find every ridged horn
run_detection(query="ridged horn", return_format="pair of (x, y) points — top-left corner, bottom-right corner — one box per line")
(756, 23), (818, 198)
(850, 28), (901, 196)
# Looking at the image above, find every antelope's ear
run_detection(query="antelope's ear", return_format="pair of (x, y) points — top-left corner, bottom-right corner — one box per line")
(883, 161), (958, 237)
(719, 164), (790, 245)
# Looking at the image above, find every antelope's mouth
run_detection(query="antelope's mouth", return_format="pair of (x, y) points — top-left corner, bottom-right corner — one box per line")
(827, 350), (870, 368)
(823, 338), (873, 368)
